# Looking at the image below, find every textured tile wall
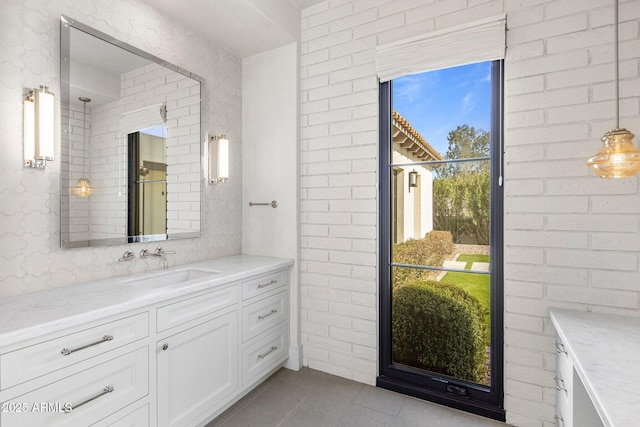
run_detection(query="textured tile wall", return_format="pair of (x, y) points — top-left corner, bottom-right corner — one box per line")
(0, 0), (243, 297)
(300, 0), (640, 426)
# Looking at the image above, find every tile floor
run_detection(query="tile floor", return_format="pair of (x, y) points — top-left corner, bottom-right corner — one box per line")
(206, 367), (510, 427)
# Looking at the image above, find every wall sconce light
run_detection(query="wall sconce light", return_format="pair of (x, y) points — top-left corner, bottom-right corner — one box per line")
(586, 0), (640, 178)
(408, 170), (419, 191)
(24, 85), (55, 169)
(208, 134), (229, 184)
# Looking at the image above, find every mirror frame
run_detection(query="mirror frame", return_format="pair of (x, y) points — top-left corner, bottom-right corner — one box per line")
(60, 15), (205, 248)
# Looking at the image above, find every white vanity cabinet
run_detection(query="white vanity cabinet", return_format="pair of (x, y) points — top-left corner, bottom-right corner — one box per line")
(550, 309), (640, 427)
(0, 255), (293, 427)
(155, 269), (291, 426)
(552, 336), (605, 427)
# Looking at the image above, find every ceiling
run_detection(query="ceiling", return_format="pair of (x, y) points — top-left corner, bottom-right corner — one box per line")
(140, 0), (326, 58)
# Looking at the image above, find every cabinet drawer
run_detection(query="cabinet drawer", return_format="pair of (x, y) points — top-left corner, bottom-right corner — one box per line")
(242, 325), (288, 385)
(241, 291), (288, 343)
(92, 404), (149, 427)
(1, 346), (148, 427)
(241, 270), (287, 301)
(157, 286), (238, 332)
(1, 313), (148, 390)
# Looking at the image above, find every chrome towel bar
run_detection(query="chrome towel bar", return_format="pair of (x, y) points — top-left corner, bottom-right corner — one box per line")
(249, 200), (278, 208)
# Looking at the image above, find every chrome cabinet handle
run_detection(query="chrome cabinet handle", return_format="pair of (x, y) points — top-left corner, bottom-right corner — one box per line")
(258, 309), (278, 320)
(554, 340), (567, 355)
(61, 335), (113, 356)
(162, 343), (169, 351)
(258, 346), (278, 359)
(554, 376), (567, 392)
(554, 415), (564, 426)
(64, 385), (114, 413)
(257, 279), (277, 289)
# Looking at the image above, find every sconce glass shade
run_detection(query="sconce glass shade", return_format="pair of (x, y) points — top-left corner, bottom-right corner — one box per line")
(208, 134), (229, 184)
(24, 86), (55, 169)
(35, 86), (55, 161)
(586, 128), (640, 178)
(217, 136), (229, 180)
(71, 178), (95, 197)
(23, 94), (35, 165)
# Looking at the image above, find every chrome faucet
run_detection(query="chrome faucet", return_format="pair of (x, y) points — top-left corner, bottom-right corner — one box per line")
(140, 247), (176, 269)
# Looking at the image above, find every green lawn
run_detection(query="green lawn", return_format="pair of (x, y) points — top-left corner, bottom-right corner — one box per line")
(455, 254), (490, 269)
(441, 259), (490, 344)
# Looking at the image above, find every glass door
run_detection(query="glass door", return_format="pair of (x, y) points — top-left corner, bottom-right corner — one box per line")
(378, 61), (504, 420)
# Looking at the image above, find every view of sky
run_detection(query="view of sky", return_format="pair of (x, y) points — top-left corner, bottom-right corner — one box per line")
(392, 61), (491, 158)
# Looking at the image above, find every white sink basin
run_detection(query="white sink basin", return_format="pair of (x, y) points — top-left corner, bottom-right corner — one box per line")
(122, 268), (220, 288)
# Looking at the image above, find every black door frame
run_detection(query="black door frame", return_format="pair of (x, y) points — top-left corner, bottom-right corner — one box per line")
(377, 60), (505, 421)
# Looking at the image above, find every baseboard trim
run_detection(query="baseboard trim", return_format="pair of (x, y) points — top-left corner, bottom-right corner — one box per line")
(283, 345), (303, 370)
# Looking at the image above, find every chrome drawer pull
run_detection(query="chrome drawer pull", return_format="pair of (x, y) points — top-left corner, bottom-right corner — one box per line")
(61, 335), (114, 356)
(257, 279), (277, 289)
(554, 415), (564, 426)
(554, 376), (567, 392)
(258, 309), (278, 320)
(554, 340), (567, 355)
(258, 346), (278, 359)
(64, 385), (114, 413)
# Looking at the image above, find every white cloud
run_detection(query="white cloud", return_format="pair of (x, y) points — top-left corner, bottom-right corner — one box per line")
(461, 92), (475, 115)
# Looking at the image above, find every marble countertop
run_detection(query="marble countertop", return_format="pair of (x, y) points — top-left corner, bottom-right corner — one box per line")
(549, 309), (640, 427)
(0, 255), (293, 349)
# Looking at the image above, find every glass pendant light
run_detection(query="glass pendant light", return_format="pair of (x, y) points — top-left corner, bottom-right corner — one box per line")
(586, 0), (640, 178)
(72, 97), (95, 197)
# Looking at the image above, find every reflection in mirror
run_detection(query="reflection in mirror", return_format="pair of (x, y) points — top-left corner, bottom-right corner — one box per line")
(129, 126), (168, 239)
(60, 16), (203, 248)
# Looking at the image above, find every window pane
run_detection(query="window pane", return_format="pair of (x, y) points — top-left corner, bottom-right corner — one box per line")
(391, 267), (491, 386)
(391, 160), (490, 269)
(433, 159), (490, 250)
(392, 62), (492, 162)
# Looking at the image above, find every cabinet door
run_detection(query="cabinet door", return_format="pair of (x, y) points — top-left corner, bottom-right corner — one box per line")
(157, 312), (238, 427)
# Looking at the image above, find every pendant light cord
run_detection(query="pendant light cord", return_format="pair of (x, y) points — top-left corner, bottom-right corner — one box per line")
(79, 97), (91, 176)
(614, 0), (620, 129)
(82, 100), (87, 176)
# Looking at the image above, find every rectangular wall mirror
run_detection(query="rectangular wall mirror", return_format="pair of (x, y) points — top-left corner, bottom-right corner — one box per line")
(60, 15), (204, 248)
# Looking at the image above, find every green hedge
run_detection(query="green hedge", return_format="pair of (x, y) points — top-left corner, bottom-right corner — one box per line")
(392, 230), (454, 289)
(392, 280), (487, 383)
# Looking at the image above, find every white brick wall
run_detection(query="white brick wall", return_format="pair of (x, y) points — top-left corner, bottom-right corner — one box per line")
(504, 1), (640, 425)
(301, 0), (640, 426)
